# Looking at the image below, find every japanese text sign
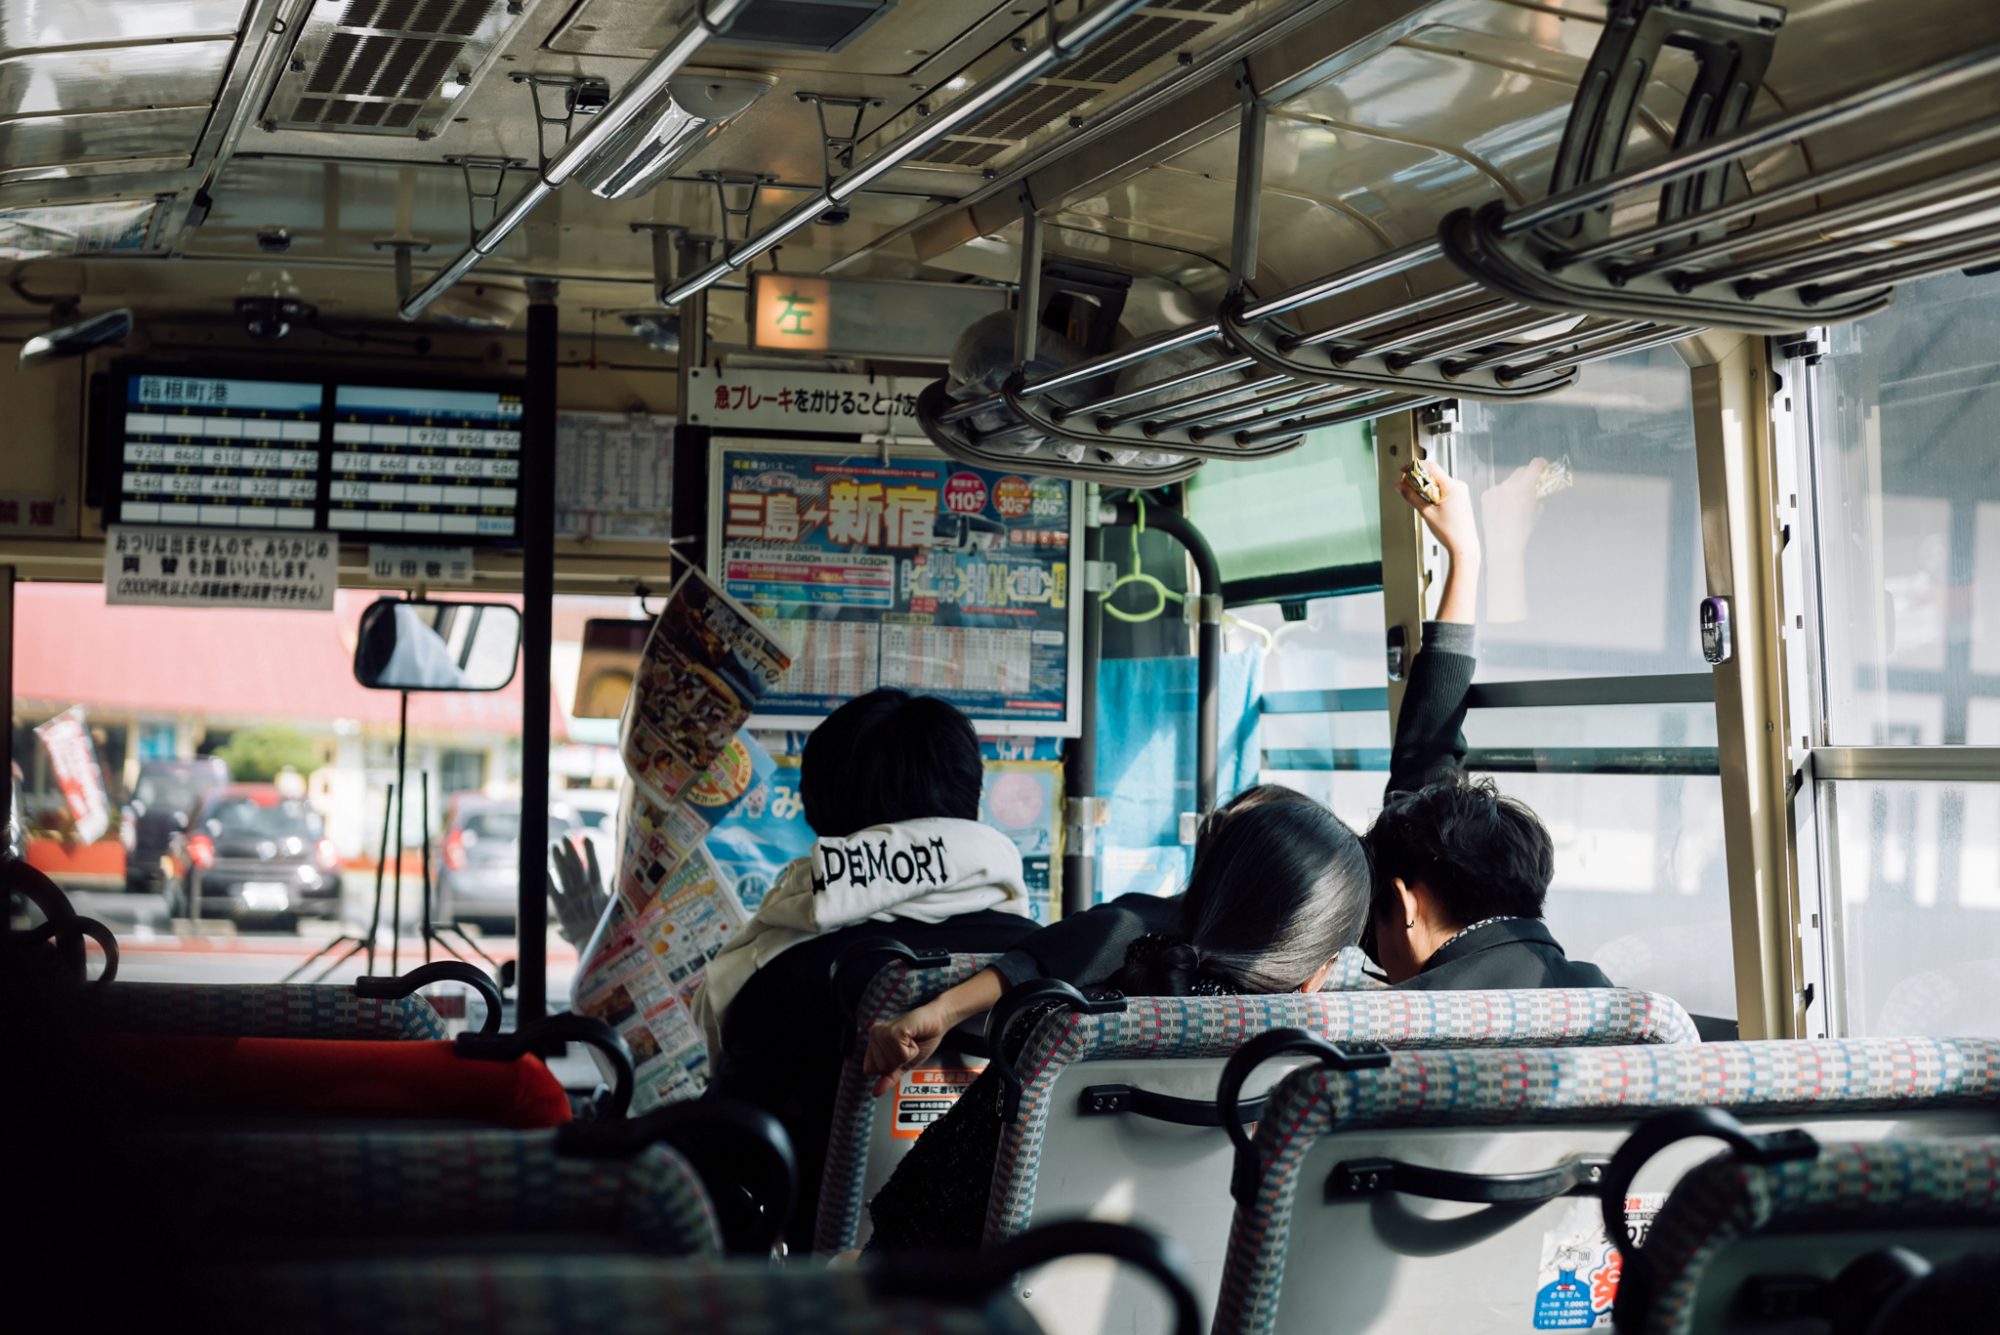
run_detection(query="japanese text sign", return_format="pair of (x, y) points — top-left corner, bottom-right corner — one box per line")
(104, 525), (336, 610)
(708, 441), (1082, 736)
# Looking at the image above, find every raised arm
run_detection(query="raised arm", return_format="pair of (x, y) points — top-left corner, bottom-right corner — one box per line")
(1386, 462), (1481, 799)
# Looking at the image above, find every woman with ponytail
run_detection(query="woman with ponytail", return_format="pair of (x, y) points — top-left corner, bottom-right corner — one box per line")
(864, 790), (1369, 1252)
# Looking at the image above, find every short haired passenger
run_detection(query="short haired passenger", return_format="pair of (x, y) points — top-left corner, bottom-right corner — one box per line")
(693, 688), (1040, 1249)
(797, 687), (985, 837)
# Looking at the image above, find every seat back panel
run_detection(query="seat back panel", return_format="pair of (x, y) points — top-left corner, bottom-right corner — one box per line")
(1273, 1109), (1997, 1335)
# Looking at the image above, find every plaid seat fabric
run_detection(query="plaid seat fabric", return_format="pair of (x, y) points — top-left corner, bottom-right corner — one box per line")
(206, 1256), (1048, 1335)
(1323, 948), (1383, 991)
(1633, 1136), (2000, 1335)
(984, 988), (1698, 1243)
(1214, 1037), (2000, 1335)
(79, 982), (446, 1040)
(814, 952), (1002, 1253)
(162, 1130), (722, 1257)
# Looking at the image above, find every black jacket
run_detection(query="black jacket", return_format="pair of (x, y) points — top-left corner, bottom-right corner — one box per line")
(989, 621), (1480, 993)
(705, 910), (1038, 1251)
(1395, 918), (1612, 991)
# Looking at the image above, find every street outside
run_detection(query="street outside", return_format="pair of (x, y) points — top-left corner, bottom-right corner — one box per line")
(61, 878), (601, 1086)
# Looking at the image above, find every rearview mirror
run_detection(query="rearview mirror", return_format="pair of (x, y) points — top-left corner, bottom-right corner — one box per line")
(354, 598), (522, 693)
(572, 618), (650, 718)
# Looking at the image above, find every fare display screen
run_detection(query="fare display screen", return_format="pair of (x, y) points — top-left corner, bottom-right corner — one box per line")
(116, 374), (324, 530)
(328, 385), (523, 539)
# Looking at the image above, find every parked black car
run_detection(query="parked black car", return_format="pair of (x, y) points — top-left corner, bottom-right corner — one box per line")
(165, 785), (342, 924)
(122, 757), (229, 894)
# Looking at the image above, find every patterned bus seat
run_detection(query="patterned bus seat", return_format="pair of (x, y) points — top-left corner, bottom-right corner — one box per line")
(203, 1256), (1044, 1335)
(816, 950), (1003, 1253)
(984, 988), (1697, 1335)
(1215, 1038), (2000, 1335)
(195, 1219), (1198, 1335)
(77, 981), (446, 1040)
(1617, 1132), (2000, 1334)
(156, 1129), (722, 1258)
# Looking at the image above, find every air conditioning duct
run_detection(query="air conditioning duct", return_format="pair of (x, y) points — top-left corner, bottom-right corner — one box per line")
(577, 74), (771, 201)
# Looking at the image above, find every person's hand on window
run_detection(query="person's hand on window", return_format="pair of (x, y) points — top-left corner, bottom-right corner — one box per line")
(1399, 462), (1480, 562)
(547, 837), (609, 948)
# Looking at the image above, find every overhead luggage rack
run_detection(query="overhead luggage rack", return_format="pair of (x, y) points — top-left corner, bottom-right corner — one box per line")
(919, 0), (2000, 484)
(1443, 12), (2000, 332)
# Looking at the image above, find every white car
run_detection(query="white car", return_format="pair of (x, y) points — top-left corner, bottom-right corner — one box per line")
(563, 788), (620, 874)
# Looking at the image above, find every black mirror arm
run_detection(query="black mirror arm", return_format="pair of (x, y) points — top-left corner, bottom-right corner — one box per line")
(1217, 1029), (1392, 1204)
(356, 960), (504, 1034)
(455, 1014), (634, 1117)
(984, 978), (1127, 1123)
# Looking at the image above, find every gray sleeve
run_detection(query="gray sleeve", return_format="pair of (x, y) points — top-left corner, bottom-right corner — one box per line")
(991, 948), (1043, 991)
(1422, 619), (1477, 658)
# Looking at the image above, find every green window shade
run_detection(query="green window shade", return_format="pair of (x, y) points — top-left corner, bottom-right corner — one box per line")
(1184, 422), (1381, 587)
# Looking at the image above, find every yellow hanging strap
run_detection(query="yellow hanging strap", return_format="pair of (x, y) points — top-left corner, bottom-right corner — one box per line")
(1099, 494), (1180, 623)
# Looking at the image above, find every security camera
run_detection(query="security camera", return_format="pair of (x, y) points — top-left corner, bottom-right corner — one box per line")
(256, 227), (291, 253)
(237, 296), (316, 341)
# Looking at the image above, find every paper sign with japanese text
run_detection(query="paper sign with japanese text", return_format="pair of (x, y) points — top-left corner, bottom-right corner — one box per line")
(708, 440), (1082, 736)
(368, 544), (474, 586)
(684, 367), (932, 438)
(104, 525), (336, 610)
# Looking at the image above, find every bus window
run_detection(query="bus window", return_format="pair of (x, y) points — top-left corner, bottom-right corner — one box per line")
(1235, 592), (1394, 828)
(1452, 345), (1707, 681)
(9, 585), (635, 1001)
(1800, 268), (2000, 1038)
(1449, 348), (1730, 1018)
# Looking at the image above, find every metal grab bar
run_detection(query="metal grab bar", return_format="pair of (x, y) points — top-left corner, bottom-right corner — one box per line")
(1499, 40), (2000, 240)
(401, 0), (749, 319)
(1556, 111), (2000, 272)
(660, 0), (1157, 307)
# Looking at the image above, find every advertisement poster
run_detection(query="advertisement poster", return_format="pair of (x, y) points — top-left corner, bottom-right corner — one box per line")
(619, 567), (791, 809)
(709, 442), (1081, 735)
(33, 707), (111, 844)
(1531, 1194), (1665, 1329)
(574, 563), (797, 1114)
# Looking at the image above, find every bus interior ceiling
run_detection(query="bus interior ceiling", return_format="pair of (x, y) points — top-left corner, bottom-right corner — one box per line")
(4, 3), (2000, 1012)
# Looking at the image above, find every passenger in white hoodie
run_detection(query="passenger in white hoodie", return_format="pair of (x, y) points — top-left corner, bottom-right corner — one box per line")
(694, 689), (1040, 1247)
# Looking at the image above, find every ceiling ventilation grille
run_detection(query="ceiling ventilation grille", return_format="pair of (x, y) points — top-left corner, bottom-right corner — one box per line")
(262, 0), (530, 137)
(910, 5), (1252, 172)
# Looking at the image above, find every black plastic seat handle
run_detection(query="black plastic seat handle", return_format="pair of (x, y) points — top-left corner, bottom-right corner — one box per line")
(1327, 1154), (1610, 1205)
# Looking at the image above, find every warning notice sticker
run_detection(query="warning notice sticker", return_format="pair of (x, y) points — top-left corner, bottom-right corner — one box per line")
(891, 1064), (986, 1140)
(1532, 1193), (1665, 1328)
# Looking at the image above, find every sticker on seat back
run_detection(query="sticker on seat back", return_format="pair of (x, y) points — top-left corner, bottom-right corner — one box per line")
(1531, 1194), (1664, 1328)
(892, 1063), (987, 1139)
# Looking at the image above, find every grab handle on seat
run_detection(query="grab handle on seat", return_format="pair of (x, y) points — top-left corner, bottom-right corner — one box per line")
(557, 1096), (798, 1254)
(830, 934), (952, 1026)
(986, 978), (1127, 1123)
(1601, 1108), (1820, 1323)
(356, 961), (503, 1034)
(1218, 1028), (1392, 1204)
(455, 1013), (634, 1118)
(1327, 1155), (1609, 1205)
(872, 1219), (1203, 1335)
(1079, 1083), (1267, 1128)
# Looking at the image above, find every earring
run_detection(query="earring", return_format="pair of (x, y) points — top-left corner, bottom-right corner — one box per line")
(1405, 920), (1415, 929)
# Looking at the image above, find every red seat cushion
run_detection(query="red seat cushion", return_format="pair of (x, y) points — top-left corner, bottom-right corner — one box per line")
(81, 1034), (572, 1128)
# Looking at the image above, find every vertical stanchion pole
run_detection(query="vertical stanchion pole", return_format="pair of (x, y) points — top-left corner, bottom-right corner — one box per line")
(518, 276), (559, 1023)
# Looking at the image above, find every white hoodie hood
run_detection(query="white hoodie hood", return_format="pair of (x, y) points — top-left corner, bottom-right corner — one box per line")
(694, 817), (1029, 1055)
